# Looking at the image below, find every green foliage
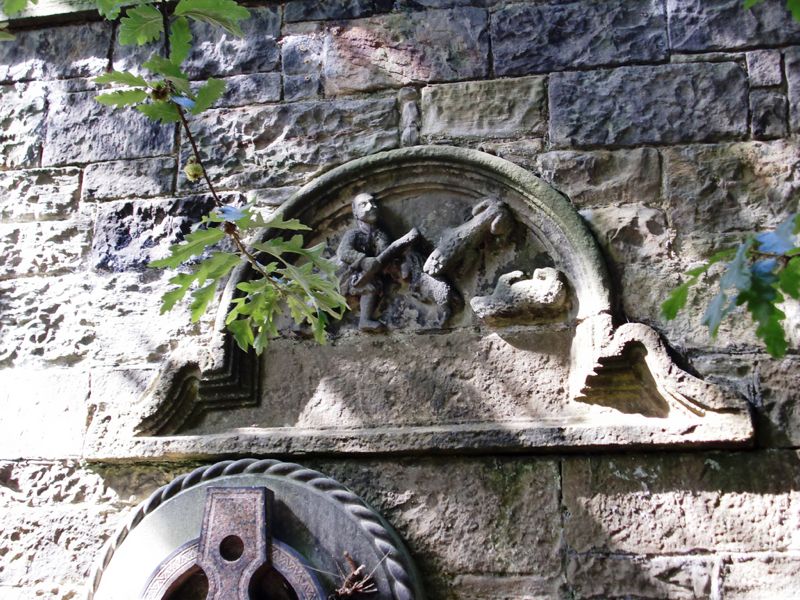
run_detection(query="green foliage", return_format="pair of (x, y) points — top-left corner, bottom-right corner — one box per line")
(136, 100), (181, 122)
(169, 16), (192, 65)
(0, 22), (14, 40)
(191, 78), (226, 114)
(95, 0), (124, 20)
(2, 0), (28, 16)
(94, 70), (149, 87)
(95, 89), (149, 107)
(119, 4), (164, 46)
(174, 0), (250, 37)
(662, 215), (800, 358)
(744, 0), (800, 20)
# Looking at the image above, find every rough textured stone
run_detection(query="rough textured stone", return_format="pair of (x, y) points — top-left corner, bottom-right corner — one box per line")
(0, 21), (110, 82)
(91, 196), (216, 271)
(216, 72), (281, 107)
(281, 33), (323, 101)
(563, 451), (800, 553)
(42, 90), (174, 166)
(580, 205), (671, 266)
(420, 76), (546, 140)
(662, 140), (800, 237)
(0, 369), (89, 459)
(721, 555), (800, 599)
(180, 98), (398, 190)
(183, 7), (280, 79)
(0, 276), (95, 367)
(312, 458), (563, 585)
(549, 63), (748, 147)
(0, 218), (91, 280)
(668, 0), (800, 52)
(787, 47), (800, 133)
(322, 8), (488, 96)
(746, 49), (783, 86)
(0, 461), (116, 508)
(0, 82), (46, 169)
(750, 90), (788, 139)
(285, 0), (373, 22)
(82, 158), (175, 201)
(567, 554), (714, 599)
(536, 148), (661, 209)
(0, 168), (80, 222)
(492, 0), (668, 76)
(691, 354), (800, 448)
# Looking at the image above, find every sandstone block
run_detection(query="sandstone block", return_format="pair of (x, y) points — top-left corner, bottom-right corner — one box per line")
(449, 574), (563, 599)
(42, 90), (174, 166)
(563, 451), (800, 553)
(285, 0), (373, 22)
(420, 76), (546, 140)
(750, 90), (788, 139)
(0, 275), (95, 367)
(668, 0), (800, 52)
(0, 369), (89, 459)
(183, 6), (280, 79)
(0, 168), (80, 222)
(579, 205), (671, 265)
(721, 554), (800, 599)
(0, 219), (90, 280)
(322, 8), (488, 96)
(82, 158), (175, 201)
(0, 21), (110, 82)
(179, 98), (398, 190)
(662, 140), (800, 236)
(567, 554), (714, 599)
(492, 0), (667, 76)
(0, 82), (46, 169)
(92, 196), (216, 271)
(0, 461), (116, 508)
(217, 72), (281, 107)
(747, 49), (783, 87)
(312, 458), (563, 577)
(536, 148), (661, 209)
(787, 47), (800, 133)
(549, 63), (748, 147)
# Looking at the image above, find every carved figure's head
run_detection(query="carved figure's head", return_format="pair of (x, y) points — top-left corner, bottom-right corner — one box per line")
(472, 197), (514, 236)
(352, 192), (378, 225)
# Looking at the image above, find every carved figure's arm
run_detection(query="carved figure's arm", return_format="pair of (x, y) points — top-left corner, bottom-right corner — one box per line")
(336, 230), (366, 268)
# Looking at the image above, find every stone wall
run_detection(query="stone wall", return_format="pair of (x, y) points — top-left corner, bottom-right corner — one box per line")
(1, 0), (800, 598)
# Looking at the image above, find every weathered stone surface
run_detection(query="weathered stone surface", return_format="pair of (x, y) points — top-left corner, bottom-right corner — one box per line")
(82, 158), (175, 201)
(0, 276), (95, 367)
(448, 574), (563, 599)
(183, 6), (280, 79)
(750, 90), (788, 139)
(92, 196), (216, 271)
(0, 506), (114, 595)
(0, 168), (80, 222)
(549, 63), (748, 147)
(42, 90), (174, 166)
(721, 555), (800, 599)
(563, 451), (800, 553)
(0, 369), (89, 458)
(492, 0), (667, 76)
(747, 49), (783, 86)
(787, 47), (800, 133)
(668, 0), (800, 52)
(0, 461), (116, 508)
(285, 0), (373, 22)
(662, 140), (800, 237)
(481, 138), (546, 172)
(313, 458), (563, 582)
(0, 82), (46, 169)
(691, 354), (800, 448)
(217, 72), (281, 107)
(567, 554), (714, 599)
(0, 218), (91, 280)
(536, 148), (661, 208)
(0, 21), (110, 82)
(580, 205), (671, 266)
(420, 76), (546, 140)
(281, 33), (323, 101)
(180, 98), (398, 190)
(322, 8), (489, 96)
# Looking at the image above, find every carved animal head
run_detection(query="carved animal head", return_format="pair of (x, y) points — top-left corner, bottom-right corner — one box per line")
(471, 198), (513, 236)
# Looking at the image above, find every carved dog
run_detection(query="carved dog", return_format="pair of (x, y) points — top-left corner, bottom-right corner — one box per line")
(423, 198), (514, 277)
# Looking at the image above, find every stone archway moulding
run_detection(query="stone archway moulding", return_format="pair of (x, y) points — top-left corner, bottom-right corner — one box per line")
(84, 146), (753, 460)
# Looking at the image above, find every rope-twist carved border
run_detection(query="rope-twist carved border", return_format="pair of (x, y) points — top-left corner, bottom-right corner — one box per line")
(86, 459), (416, 600)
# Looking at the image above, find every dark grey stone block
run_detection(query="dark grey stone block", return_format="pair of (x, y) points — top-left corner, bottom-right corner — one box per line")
(668, 0), (800, 52)
(217, 73), (282, 107)
(183, 7), (281, 79)
(285, 0), (373, 22)
(746, 49), (783, 87)
(750, 90), (788, 139)
(787, 47), (800, 133)
(549, 62), (748, 147)
(492, 0), (668, 76)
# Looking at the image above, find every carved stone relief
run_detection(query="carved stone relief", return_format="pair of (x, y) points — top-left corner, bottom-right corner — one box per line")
(85, 146), (753, 459)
